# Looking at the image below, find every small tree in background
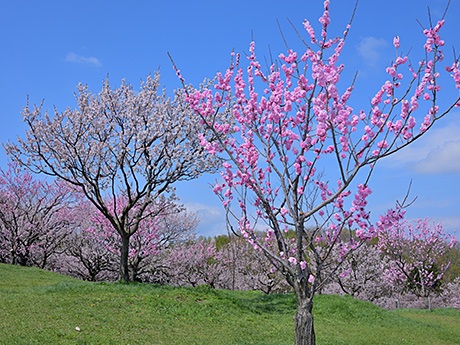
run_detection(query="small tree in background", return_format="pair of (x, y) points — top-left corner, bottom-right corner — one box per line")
(217, 234), (291, 293)
(0, 163), (77, 269)
(63, 231), (119, 281)
(378, 215), (457, 310)
(164, 238), (223, 288)
(176, 1), (460, 343)
(434, 276), (460, 309)
(322, 242), (392, 302)
(5, 73), (219, 282)
(62, 195), (198, 282)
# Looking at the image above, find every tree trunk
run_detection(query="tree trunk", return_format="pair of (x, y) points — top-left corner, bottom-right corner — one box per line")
(294, 298), (316, 345)
(426, 294), (432, 311)
(120, 233), (130, 282)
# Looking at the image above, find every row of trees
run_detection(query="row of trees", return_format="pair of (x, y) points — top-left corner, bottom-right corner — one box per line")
(0, 163), (287, 291)
(2, 1), (460, 344)
(0, 163), (195, 282)
(1, 163), (458, 309)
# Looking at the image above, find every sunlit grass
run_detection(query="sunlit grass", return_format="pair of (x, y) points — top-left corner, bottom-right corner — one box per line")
(1, 263), (459, 344)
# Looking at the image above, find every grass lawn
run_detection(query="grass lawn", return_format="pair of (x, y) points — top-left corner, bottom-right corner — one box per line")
(1, 263), (459, 344)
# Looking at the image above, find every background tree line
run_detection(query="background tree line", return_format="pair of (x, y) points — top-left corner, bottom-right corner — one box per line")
(0, 163), (458, 310)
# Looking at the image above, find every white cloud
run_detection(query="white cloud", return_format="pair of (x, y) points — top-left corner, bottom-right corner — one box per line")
(384, 115), (460, 174)
(183, 202), (227, 237)
(435, 217), (460, 238)
(184, 201), (222, 218)
(413, 140), (460, 173)
(356, 36), (388, 68)
(65, 52), (101, 67)
(183, 201), (271, 237)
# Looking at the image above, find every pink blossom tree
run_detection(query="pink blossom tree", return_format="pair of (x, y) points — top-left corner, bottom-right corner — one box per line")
(321, 241), (393, 302)
(164, 238), (224, 288)
(62, 230), (119, 281)
(137, 207), (200, 284)
(0, 163), (77, 269)
(378, 215), (457, 310)
(64, 194), (197, 282)
(176, 1), (460, 343)
(217, 234), (291, 293)
(434, 277), (460, 309)
(59, 198), (119, 282)
(5, 73), (219, 282)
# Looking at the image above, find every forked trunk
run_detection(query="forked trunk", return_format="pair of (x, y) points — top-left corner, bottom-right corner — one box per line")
(294, 298), (315, 345)
(120, 233), (130, 282)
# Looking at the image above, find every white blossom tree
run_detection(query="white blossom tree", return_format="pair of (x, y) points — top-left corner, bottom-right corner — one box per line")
(6, 73), (220, 282)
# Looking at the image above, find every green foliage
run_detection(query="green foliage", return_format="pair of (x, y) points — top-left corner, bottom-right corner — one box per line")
(442, 243), (460, 283)
(1, 263), (459, 345)
(213, 234), (232, 250)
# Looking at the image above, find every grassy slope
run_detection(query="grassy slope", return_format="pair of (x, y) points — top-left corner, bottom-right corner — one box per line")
(1, 263), (459, 345)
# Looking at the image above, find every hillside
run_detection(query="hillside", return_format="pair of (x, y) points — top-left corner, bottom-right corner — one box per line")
(1, 263), (459, 344)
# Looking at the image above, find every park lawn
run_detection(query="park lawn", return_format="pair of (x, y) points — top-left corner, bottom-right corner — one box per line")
(1, 263), (459, 345)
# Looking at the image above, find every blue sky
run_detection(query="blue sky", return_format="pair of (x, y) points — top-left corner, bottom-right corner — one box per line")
(1, 0), (459, 238)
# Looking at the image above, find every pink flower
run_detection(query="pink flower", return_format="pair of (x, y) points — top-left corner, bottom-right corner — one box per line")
(288, 257), (297, 265)
(356, 229), (365, 240)
(212, 184), (223, 194)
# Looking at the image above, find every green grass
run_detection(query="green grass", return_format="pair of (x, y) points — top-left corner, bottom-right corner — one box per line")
(1, 263), (459, 344)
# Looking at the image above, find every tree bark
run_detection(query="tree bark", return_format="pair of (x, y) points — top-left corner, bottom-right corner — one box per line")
(294, 297), (316, 345)
(426, 295), (432, 311)
(120, 233), (130, 282)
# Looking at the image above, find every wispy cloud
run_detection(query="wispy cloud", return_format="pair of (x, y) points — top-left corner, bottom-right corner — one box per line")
(356, 36), (388, 68)
(184, 202), (226, 237)
(65, 52), (101, 67)
(413, 139), (460, 173)
(184, 201), (223, 219)
(435, 216), (460, 237)
(184, 201), (271, 237)
(384, 115), (460, 174)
